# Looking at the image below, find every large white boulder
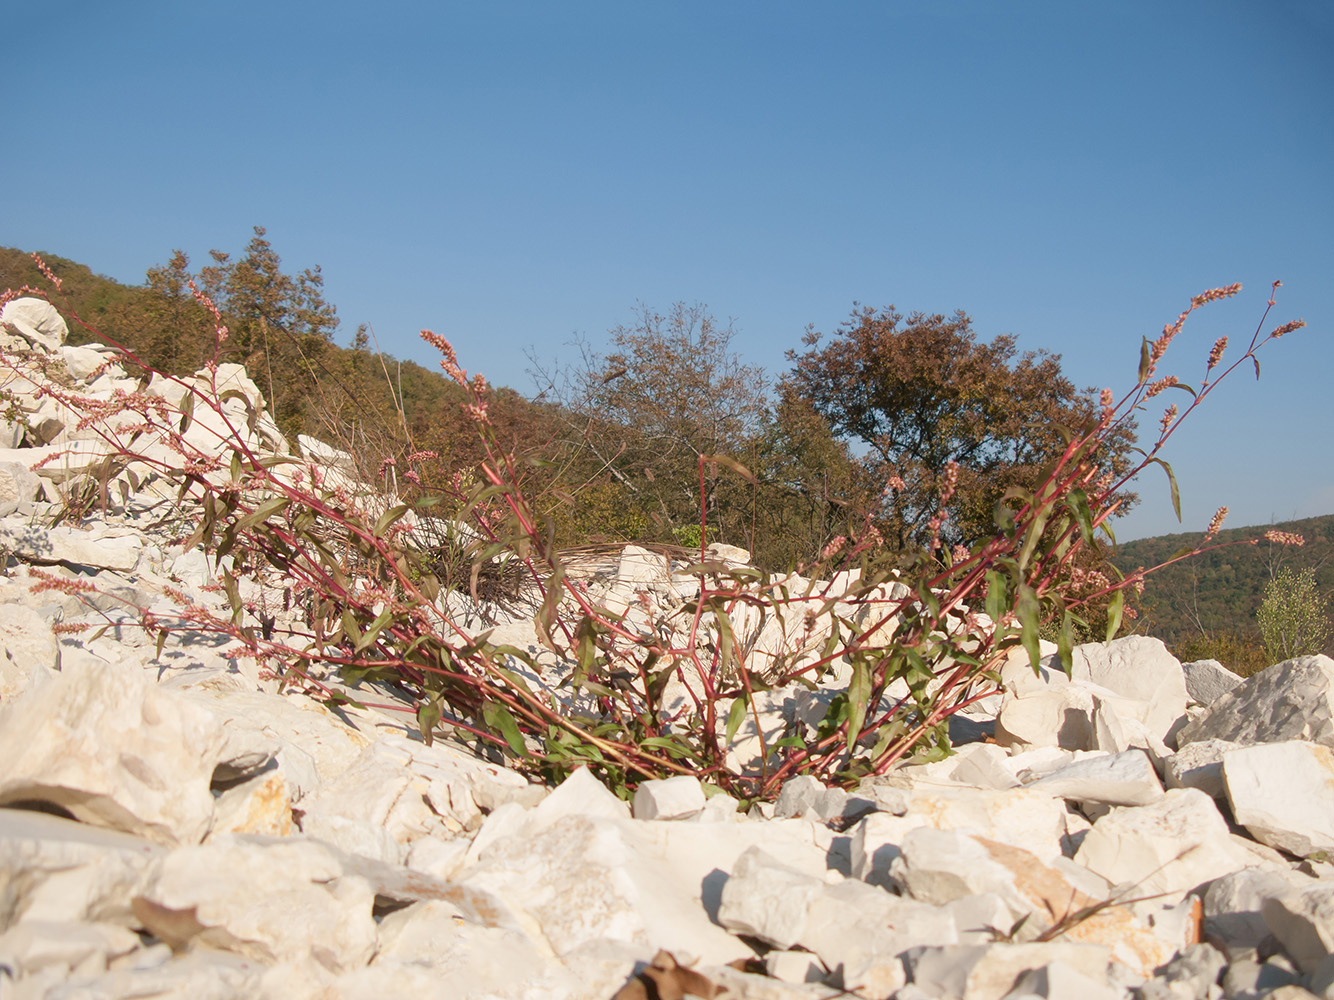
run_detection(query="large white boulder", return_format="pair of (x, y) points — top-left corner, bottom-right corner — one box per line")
(1223, 741), (1334, 857)
(133, 836), (379, 971)
(0, 297), (68, 352)
(0, 659), (228, 845)
(1073, 788), (1259, 903)
(1177, 655), (1334, 748)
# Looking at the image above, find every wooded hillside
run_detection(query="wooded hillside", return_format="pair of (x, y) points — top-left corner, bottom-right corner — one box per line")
(1112, 513), (1334, 665)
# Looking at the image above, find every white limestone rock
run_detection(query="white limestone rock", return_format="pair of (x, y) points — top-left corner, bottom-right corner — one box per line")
(370, 898), (584, 997)
(905, 942), (1113, 1000)
(1163, 738), (1242, 800)
(997, 638), (1188, 753)
(0, 461), (40, 505)
(0, 599), (59, 701)
(0, 659), (227, 845)
(850, 811), (929, 888)
(40, 949), (267, 999)
(1073, 788), (1258, 903)
(996, 662), (1100, 751)
(178, 687), (366, 796)
(527, 765), (632, 829)
(296, 740), (459, 859)
(0, 522), (144, 572)
(633, 774), (707, 820)
(1065, 636), (1190, 745)
(60, 344), (118, 382)
(890, 828), (1092, 932)
(0, 918), (142, 978)
(0, 809), (163, 929)
(1176, 655), (1334, 748)
(1223, 741), (1334, 857)
(1204, 866), (1317, 958)
(1000, 958), (1127, 1000)
(458, 815), (831, 968)
(210, 768), (295, 838)
(765, 948), (829, 984)
(1, 297), (68, 352)
(905, 787), (1072, 863)
(1263, 884), (1334, 974)
(1220, 956), (1305, 1000)
(370, 906), (589, 997)
(1182, 658), (1243, 707)
(1025, 750), (1164, 808)
(134, 835), (378, 971)
(718, 845), (957, 997)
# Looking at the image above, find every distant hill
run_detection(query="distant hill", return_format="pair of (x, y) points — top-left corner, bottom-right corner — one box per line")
(1110, 513), (1334, 667)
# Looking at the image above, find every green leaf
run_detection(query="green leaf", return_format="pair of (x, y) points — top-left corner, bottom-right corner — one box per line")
(714, 605), (737, 679)
(373, 503), (411, 536)
(1105, 589), (1125, 643)
(1016, 583), (1042, 672)
(177, 390), (195, 434)
(1017, 508), (1052, 573)
(1147, 457), (1181, 521)
(846, 658), (872, 746)
(235, 497), (291, 532)
(725, 695), (748, 744)
(352, 609), (394, 654)
(416, 698), (442, 746)
(482, 703), (529, 758)
(1067, 489), (1095, 545)
(573, 617), (598, 691)
(222, 572), (242, 625)
(340, 609), (363, 648)
(1057, 609), (1075, 674)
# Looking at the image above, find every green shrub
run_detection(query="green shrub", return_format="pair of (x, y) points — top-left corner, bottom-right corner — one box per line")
(1257, 567), (1331, 663)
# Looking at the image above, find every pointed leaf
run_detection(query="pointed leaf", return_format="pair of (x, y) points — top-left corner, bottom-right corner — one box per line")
(1105, 589), (1125, 643)
(417, 698), (442, 746)
(1016, 583), (1042, 672)
(177, 391), (195, 434)
(846, 658), (872, 747)
(1148, 457), (1182, 521)
(482, 703), (529, 758)
(725, 695), (748, 744)
(1067, 489), (1095, 545)
(235, 497), (290, 532)
(373, 503), (411, 536)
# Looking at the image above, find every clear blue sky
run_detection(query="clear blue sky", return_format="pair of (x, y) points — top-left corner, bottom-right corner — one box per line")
(7, 1), (1331, 541)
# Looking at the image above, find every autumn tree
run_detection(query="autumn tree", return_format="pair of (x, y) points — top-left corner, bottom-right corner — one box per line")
(198, 227), (339, 434)
(783, 305), (1135, 549)
(533, 302), (769, 544)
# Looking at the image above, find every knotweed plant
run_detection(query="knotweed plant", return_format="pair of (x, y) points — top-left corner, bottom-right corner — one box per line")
(2, 260), (1308, 802)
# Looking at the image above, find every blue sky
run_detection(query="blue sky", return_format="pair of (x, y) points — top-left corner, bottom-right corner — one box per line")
(7, 1), (1331, 541)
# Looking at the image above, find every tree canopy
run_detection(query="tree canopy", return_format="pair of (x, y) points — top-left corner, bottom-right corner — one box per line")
(782, 305), (1134, 549)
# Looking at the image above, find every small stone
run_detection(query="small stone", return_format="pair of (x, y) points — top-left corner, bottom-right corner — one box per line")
(633, 775), (707, 820)
(1026, 749), (1164, 807)
(1182, 658), (1243, 707)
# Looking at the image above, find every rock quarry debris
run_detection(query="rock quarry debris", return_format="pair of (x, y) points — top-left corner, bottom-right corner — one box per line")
(0, 296), (1333, 999)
